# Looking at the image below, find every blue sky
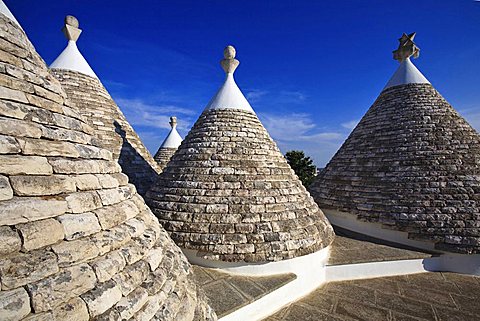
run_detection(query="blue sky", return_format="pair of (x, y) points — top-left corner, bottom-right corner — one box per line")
(8, 0), (480, 166)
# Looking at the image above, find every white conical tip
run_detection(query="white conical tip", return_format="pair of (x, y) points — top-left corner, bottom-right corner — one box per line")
(205, 45), (254, 112)
(50, 15), (97, 79)
(0, 0), (23, 29)
(384, 33), (429, 89)
(384, 57), (430, 89)
(160, 118), (183, 149)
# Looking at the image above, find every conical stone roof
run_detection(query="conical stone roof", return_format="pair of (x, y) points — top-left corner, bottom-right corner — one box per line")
(146, 46), (334, 263)
(310, 33), (480, 254)
(154, 116), (183, 170)
(50, 16), (161, 196)
(0, 5), (215, 320)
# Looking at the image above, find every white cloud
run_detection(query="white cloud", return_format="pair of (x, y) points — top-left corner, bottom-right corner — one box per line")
(260, 113), (316, 141)
(341, 119), (360, 130)
(115, 98), (197, 131)
(258, 112), (347, 167)
(244, 89), (307, 105)
(279, 90), (307, 101)
(246, 90), (268, 102)
(458, 107), (480, 132)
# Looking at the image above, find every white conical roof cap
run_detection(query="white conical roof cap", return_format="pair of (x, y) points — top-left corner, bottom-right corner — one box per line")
(0, 1), (22, 29)
(205, 45), (254, 112)
(50, 15), (97, 78)
(160, 117), (183, 148)
(384, 58), (429, 89)
(384, 32), (429, 90)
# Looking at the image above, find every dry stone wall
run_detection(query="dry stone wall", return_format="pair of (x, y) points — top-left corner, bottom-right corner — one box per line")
(311, 83), (480, 254)
(146, 108), (335, 262)
(51, 69), (161, 196)
(0, 13), (215, 321)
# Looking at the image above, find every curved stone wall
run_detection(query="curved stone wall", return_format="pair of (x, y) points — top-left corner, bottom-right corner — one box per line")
(0, 12), (215, 321)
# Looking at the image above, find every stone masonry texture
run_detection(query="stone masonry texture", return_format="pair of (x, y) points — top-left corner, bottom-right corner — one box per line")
(146, 108), (335, 262)
(51, 69), (161, 196)
(0, 13), (215, 321)
(310, 83), (480, 254)
(154, 147), (177, 171)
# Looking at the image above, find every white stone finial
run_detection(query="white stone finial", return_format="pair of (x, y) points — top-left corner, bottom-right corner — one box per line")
(62, 15), (82, 42)
(205, 45), (253, 112)
(169, 116), (177, 128)
(224, 45), (236, 59)
(393, 32), (420, 62)
(65, 15), (79, 28)
(221, 45), (240, 74)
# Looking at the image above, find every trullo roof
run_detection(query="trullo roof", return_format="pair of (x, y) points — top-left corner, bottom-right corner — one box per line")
(0, 3), (215, 320)
(146, 45), (334, 262)
(154, 116), (183, 170)
(310, 33), (480, 254)
(50, 16), (161, 196)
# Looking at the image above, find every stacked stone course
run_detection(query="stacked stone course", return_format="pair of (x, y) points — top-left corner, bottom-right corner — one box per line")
(147, 108), (335, 262)
(154, 147), (177, 170)
(52, 69), (161, 196)
(311, 83), (480, 254)
(0, 11), (215, 321)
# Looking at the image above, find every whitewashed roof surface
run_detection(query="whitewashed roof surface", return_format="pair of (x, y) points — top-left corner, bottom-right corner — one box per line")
(384, 57), (430, 90)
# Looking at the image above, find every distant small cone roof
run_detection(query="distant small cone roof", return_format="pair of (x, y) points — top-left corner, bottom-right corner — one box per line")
(50, 16), (161, 195)
(159, 116), (183, 149)
(310, 33), (480, 254)
(154, 116), (183, 170)
(0, 3), (214, 320)
(146, 46), (334, 263)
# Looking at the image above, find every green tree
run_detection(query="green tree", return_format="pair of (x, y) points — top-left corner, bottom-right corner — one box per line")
(285, 150), (317, 187)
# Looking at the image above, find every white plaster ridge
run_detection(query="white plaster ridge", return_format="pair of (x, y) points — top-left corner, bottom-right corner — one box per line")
(205, 45), (254, 112)
(160, 117), (182, 148)
(219, 254), (480, 321)
(384, 57), (429, 90)
(324, 209), (480, 276)
(214, 246), (330, 321)
(324, 209), (437, 252)
(184, 245), (330, 276)
(0, 0), (23, 29)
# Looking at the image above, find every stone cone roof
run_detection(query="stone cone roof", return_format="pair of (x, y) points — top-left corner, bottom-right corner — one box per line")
(154, 147), (176, 170)
(50, 16), (160, 196)
(154, 116), (182, 170)
(310, 35), (480, 255)
(146, 46), (334, 263)
(0, 7), (215, 321)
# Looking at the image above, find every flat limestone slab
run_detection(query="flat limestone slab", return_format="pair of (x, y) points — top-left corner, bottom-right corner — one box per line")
(328, 229), (433, 266)
(265, 272), (480, 321)
(194, 266), (296, 318)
